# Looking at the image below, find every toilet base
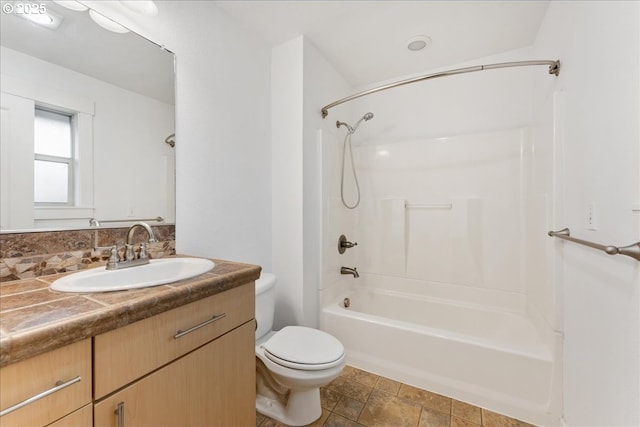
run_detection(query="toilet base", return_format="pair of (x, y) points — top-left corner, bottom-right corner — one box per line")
(256, 388), (322, 426)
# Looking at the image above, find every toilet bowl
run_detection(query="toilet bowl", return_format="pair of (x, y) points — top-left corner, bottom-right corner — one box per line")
(255, 273), (345, 426)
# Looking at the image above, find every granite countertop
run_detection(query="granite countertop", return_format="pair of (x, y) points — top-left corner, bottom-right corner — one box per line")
(0, 257), (261, 368)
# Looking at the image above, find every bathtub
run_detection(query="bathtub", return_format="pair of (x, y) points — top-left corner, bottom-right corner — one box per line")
(321, 278), (561, 426)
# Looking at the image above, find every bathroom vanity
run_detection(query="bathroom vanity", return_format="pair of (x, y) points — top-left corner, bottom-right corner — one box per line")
(0, 258), (259, 427)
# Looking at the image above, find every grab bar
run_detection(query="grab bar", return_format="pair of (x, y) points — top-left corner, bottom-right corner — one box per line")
(548, 228), (640, 262)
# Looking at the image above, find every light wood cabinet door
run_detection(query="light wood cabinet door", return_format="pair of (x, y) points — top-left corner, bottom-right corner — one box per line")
(94, 321), (255, 427)
(0, 339), (91, 427)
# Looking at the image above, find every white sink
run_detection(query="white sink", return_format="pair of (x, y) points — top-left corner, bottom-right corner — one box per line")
(51, 258), (215, 293)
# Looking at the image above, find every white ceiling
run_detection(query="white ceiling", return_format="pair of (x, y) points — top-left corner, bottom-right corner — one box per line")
(1, 1), (549, 103)
(215, 0), (550, 87)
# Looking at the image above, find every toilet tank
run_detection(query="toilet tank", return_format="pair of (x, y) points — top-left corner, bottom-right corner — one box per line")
(255, 273), (276, 341)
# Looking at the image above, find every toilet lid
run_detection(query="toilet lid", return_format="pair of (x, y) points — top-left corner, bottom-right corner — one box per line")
(262, 326), (345, 371)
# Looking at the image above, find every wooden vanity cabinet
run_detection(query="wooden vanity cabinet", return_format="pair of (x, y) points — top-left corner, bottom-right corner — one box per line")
(0, 281), (256, 427)
(93, 282), (256, 427)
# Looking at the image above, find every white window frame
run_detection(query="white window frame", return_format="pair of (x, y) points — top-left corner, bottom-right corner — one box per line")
(34, 106), (75, 207)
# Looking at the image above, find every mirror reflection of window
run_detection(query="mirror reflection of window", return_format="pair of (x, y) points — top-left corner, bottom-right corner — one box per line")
(33, 107), (74, 205)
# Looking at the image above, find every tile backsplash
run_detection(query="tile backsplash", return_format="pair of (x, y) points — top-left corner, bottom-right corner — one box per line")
(0, 225), (175, 282)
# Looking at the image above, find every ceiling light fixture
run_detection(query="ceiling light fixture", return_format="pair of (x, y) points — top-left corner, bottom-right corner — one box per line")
(16, 3), (63, 29)
(52, 1), (88, 12)
(89, 9), (129, 33)
(119, 1), (158, 16)
(407, 35), (432, 52)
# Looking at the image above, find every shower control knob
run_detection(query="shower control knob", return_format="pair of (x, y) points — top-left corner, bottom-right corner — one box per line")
(338, 235), (358, 254)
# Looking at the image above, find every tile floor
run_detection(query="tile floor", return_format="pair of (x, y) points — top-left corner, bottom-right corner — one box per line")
(256, 365), (537, 427)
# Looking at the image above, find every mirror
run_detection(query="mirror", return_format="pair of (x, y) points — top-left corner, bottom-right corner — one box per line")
(0, 1), (175, 232)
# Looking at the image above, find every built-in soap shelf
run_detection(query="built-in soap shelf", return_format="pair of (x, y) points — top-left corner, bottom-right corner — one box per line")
(405, 202), (452, 210)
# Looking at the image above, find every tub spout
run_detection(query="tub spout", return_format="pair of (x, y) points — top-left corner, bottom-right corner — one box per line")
(340, 266), (359, 278)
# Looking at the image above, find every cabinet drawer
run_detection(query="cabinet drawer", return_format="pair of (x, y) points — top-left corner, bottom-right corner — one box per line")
(94, 282), (254, 398)
(0, 339), (92, 427)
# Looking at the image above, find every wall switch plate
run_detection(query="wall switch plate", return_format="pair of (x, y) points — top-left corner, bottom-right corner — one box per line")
(586, 203), (597, 230)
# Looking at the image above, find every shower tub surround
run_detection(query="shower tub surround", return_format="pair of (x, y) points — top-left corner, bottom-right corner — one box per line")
(321, 128), (560, 426)
(0, 225), (175, 282)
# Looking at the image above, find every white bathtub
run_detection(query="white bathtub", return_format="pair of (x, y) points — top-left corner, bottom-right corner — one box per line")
(321, 280), (561, 426)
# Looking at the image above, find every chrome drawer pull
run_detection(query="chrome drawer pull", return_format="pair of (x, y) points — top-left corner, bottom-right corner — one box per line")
(173, 313), (227, 339)
(115, 401), (125, 427)
(0, 376), (81, 417)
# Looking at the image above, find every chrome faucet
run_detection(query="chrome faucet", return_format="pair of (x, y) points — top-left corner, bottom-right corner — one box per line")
(126, 222), (158, 245)
(106, 222), (157, 270)
(340, 266), (359, 278)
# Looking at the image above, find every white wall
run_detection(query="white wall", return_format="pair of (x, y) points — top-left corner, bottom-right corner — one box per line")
(272, 37), (304, 328)
(83, 1), (273, 269)
(534, 2), (640, 425)
(271, 35), (351, 329)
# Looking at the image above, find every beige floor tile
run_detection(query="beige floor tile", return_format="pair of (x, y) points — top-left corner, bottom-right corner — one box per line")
(324, 412), (365, 427)
(341, 365), (380, 387)
(256, 409), (330, 427)
(334, 395), (365, 421)
(257, 365), (539, 427)
(398, 384), (452, 414)
(306, 408), (331, 427)
(358, 389), (422, 427)
(481, 409), (536, 427)
(418, 407), (451, 427)
(257, 416), (288, 427)
(321, 387), (342, 411)
(327, 377), (373, 402)
(452, 400), (482, 425)
(375, 377), (401, 395)
(451, 415), (482, 427)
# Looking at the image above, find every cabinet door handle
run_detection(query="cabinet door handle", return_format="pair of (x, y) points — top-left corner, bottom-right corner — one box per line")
(0, 376), (81, 417)
(115, 401), (124, 427)
(173, 313), (227, 339)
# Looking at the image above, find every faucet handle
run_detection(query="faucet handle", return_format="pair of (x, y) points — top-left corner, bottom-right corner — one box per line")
(139, 242), (149, 259)
(338, 235), (358, 254)
(106, 246), (120, 269)
(124, 244), (136, 261)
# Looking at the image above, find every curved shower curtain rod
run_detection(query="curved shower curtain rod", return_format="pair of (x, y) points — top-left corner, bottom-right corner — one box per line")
(321, 59), (560, 118)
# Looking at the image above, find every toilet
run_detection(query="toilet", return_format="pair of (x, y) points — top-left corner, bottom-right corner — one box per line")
(255, 273), (345, 426)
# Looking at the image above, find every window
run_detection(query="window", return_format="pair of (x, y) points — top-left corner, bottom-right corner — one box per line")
(34, 107), (74, 205)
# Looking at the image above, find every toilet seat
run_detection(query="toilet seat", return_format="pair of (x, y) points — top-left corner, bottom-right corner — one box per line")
(262, 326), (345, 371)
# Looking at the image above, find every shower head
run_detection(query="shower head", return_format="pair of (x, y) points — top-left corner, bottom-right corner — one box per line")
(351, 112), (374, 133)
(336, 112), (374, 135)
